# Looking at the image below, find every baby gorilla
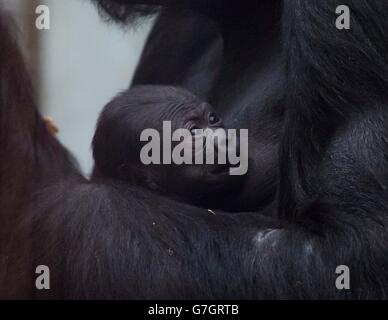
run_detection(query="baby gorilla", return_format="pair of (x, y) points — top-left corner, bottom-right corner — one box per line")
(92, 85), (244, 209)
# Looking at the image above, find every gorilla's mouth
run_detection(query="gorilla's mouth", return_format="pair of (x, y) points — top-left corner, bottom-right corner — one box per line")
(210, 163), (237, 176)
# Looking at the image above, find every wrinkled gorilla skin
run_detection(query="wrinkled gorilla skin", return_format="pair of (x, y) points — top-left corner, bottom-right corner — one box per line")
(1, 0), (388, 299)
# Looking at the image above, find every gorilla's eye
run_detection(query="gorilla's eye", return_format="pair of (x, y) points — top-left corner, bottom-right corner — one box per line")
(190, 127), (200, 136)
(209, 113), (220, 125)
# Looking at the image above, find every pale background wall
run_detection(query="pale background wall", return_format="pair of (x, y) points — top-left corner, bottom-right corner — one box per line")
(3, 0), (154, 175)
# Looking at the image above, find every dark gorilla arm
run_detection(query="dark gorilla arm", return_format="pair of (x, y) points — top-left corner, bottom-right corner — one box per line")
(28, 181), (279, 299)
(133, 11), (223, 100)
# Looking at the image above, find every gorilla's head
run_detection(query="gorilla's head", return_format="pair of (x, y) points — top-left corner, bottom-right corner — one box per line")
(92, 85), (244, 206)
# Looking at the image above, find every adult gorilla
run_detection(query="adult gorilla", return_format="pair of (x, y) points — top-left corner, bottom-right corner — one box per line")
(0, 0), (388, 299)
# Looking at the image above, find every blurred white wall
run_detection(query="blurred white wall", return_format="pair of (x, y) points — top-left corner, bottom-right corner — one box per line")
(39, 0), (154, 174)
(4, 0), (154, 175)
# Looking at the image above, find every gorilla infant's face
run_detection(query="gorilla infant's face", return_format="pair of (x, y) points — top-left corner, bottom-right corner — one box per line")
(156, 99), (243, 202)
(93, 85), (244, 205)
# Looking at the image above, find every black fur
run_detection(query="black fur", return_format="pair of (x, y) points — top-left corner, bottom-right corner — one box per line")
(0, 0), (388, 299)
